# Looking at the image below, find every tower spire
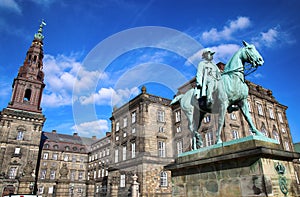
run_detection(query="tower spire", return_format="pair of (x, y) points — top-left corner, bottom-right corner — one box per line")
(34, 19), (46, 41)
(7, 21), (47, 113)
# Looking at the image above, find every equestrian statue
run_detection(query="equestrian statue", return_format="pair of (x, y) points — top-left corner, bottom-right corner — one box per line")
(170, 41), (264, 150)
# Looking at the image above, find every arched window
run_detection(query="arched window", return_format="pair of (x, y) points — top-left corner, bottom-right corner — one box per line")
(260, 123), (268, 137)
(232, 130), (239, 140)
(273, 130), (280, 143)
(160, 171), (168, 187)
(24, 89), (32, 101)
(65, 146), (70, 151)
(53, 145), (59, 150)
(44, 144), (49, 149)
(73, 147), (78, 151)
(16, 130), (24, 140)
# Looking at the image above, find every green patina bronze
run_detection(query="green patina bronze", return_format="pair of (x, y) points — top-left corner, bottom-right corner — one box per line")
(34, 19), (46, 40)
(171, 41), (264, 149)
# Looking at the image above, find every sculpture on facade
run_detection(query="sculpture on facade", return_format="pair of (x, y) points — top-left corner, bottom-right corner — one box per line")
(171, 41), (264, 149)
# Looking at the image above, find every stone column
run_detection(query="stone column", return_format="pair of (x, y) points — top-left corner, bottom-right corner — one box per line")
(131, 174), (140, 197)
(110, 176), (118, 197)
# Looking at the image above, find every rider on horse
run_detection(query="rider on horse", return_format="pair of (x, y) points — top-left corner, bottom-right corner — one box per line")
(195, 48), (222, 107)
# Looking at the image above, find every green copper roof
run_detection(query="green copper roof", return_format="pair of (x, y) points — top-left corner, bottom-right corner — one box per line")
(34, 20), (46, 40)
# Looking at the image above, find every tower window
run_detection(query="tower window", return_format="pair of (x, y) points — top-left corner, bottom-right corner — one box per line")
(24, 89), (32, 101)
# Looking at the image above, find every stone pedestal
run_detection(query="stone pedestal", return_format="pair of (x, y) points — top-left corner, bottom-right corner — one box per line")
(55, 179), (71, 197)
(165, 135), (300, 197)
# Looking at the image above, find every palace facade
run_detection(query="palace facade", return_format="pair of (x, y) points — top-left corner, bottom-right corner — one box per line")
(0, 23), (298, 196)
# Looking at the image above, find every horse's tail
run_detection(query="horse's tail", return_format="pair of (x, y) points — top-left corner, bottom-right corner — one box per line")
(170, 94), (183, 105)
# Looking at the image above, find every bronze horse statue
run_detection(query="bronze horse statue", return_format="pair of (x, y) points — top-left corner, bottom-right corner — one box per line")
(171, 41), (264, 149)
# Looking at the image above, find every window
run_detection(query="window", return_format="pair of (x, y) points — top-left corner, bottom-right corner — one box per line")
(64, 154), (69, 161)
(175, 110), (181, 122)
(278, 112), (283, 123)
(123, 132), (127, 137)
(70, 170), (75, 181)
(160, 171), (168, 187)
(257, 103), (264, 116)
(261, 125), (268, 137)
(158, 141), (166, 157)
(115, 149), (119, 163)
(106, 148), (110, 156)
(116, 122), (120, 132)
(44, 144), (49, 149)
(40, 169), (46, 179)
(122, 146), (126, 161)
(16, 131), (24, 140)
(8, 167), (17, 179)
(123, 117), (128, 128)
(48, 186), (54, 194)
(38, 186), (44, 194)
(53, 145), (59, 149)
(247, 100), (252, 112)
(43, 152), (49, 160)
(78, 171), (83, 180)
(284, 141), (290, 151)
(232, 130), (239, 140)
(205, 131), (213, 146)
(120, 174), (126, 187)
(269, 108), (275, 119)
(132, 127), (136, 134)
(72, 155), (76, 162)
(24, 89), (32, 101)
(131, 142), (136, 158)
(230, 113), (237, 120)
(14, 147), (21, 155)
(50, 170), (56, 180)
(273, 130), (280, 143)
(158, 126), (164, 133)
(115, 136), (119, 141)
(204, 115), (210, 123)
(281, 127), (286, 133)
(131, 111), (136, 123)
(177, 140), (183, 155)
(157, 110), (165, 122)
(52, 153), (58, 160)
(176, 126), (181, 133)
(65, 146), (70, 151)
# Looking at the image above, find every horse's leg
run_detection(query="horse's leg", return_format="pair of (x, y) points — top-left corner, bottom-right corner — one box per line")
(238, 99), (263, 136)
(193, 109), (205, 149)
(216, 102), (226, 144)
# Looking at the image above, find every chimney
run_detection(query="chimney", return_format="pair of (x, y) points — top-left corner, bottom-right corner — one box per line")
(52, 130), (57, 133)
(92, 136), (97, 140)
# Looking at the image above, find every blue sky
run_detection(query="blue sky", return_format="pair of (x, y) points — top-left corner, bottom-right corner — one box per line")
(0, 0), (299, 143)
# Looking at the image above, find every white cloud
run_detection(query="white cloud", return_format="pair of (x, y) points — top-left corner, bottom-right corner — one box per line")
(185, 44), (240, 66)
(72, 119), (109, 137)
(0, 0), (21, 14)
(252, 27), (279, 48)
(79, 87), (139, 106)
(202, 17), (251, 42)
(42, 54), (108, 107)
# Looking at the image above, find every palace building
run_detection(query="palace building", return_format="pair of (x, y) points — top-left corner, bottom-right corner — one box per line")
(0, 23), (298, 196)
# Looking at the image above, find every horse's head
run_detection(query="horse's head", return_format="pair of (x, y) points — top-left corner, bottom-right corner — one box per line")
(242, 41), (264, 67)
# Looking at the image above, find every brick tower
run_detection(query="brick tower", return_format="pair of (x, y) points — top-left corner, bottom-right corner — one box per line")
(0, 21), (47, 196)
